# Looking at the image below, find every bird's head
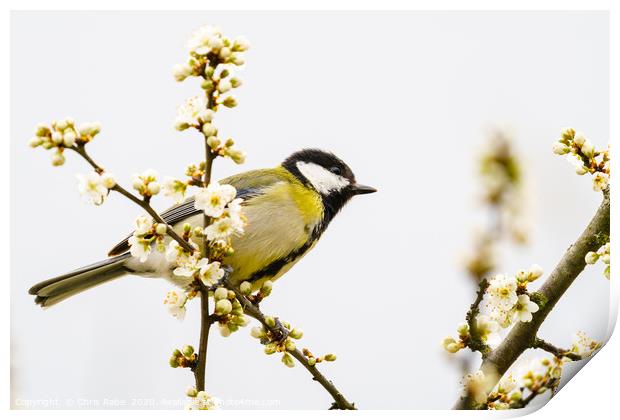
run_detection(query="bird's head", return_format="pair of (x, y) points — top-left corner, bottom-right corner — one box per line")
(282, 149), (376, 223)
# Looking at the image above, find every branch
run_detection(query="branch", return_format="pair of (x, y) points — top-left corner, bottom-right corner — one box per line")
(454, 192), (610, 409)
(464, 278), (490, 355)
(532, 337), (582, 361)
(225, 280), (356, 410)
(69, 144), (195, 253)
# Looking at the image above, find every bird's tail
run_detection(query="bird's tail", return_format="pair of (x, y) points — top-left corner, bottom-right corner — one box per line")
(28, 253), (131, 308)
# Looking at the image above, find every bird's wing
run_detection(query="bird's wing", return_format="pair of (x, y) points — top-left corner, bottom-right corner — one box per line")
(107, 168), (288, 256)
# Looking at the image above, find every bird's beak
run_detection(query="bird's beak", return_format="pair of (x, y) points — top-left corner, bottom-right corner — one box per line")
(351, 183), (378, 195)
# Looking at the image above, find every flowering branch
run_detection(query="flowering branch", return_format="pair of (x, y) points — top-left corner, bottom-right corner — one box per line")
(454, 190), (609, 409)
(69, 143), (195, 253)
(225, 280), (356, 410)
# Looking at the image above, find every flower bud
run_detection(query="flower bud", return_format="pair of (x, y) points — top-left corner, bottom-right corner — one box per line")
(289, 328), (303, 340)
(35, 124), (50, 137)
(202, 123), (217, 137)
(221, 96), (238, 108)
(601, 253), (610, 265)
(324, 354), (337, 362)
(51, 151), (65, 166)
(281, 353), (295, 368)
(63, 130), (77, 147)
(218, 79), (232, 93)
(585, 251), (599, 265)
(261, 280), (273, 296)
(230, 77), (242, 88)
(528, 264), (543, 280)
(250, 326), (265, 339)
(51, 131), (63, 145)
(285, 340), (296, 352)
(29, 137), (43, 148)
(573, 132), (586, 147)
(172, 64), (190, 82)
(232, 36), (250, 52)
(169, 356), (180, 368)
(204, 66), (215, 78)
(214, 287), (228, 301)
(182, 345), (195, 357)
(215, 299), (232, 315)
(219, 324), (231, 337)
(510, 391), (522, 401)
(264, 343), (277, 355)
(265, 316), (276, 328)
(227, 290), (236, 300)
(307, 357), (316, 366)
(561, 127), (575, 141)
(201, 79), (214, 91)
(155, 223), (167, 236)
(172, 348), (182, 357)
(186, 386), (198, 397)
(240, 281), (252, 295)
(147, 182), (161, 195)
(456, 322), (469, 337)
(575, 165), (588, 176)
(218, 47), (231, 59)
(581, 141), (595, 158)
(604, 265), (610, 280)
(192, 226), (204, 237)
(552, 141), (570, 155)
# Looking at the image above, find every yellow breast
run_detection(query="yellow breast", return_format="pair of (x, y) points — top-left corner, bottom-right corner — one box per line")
(224, 178), (324, 288)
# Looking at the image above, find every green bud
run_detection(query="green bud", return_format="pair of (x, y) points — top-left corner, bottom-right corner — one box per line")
(204, 66), (215, 78)
(285, 340), (296, 352)
(182, 345), (195, 358)
(251, 327), (266, 339)
(220, 69), (230, 78)
(230, 77), (242, 88)
(214, 287), (228, 301)
(264, 343), (277, 355)
(186, 386), (198, 397)
(51, 151), (65, 166)
(240, 281), (252, 295)
(289, 328), (303, 340)
(215, 299), (233, 315)
(510, 391), (522, 401)
(169, 356), (179, 368)
(265, 316), (276, 328)
(193, 226), (204, 237)
(307, 357), (316, 366)
(281, 353), (295, 368)
(227, 290), (236, 300)
(261, 280), (273, 296)
(183, 223), (191, 233)
(221, 96), (238, 108)
(172, 348), (182, 357)
(324, 354), (337, 362)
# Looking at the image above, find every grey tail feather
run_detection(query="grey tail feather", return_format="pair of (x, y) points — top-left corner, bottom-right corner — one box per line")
(28, 253), (131, 308)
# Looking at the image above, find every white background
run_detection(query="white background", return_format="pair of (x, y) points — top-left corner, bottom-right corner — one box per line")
(10, 11), (610, 410)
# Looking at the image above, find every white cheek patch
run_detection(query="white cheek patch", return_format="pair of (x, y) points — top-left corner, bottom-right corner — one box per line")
(296, 161), (349, 194)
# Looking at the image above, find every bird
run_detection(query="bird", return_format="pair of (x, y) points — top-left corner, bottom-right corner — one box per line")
(29, 149), (377, 307)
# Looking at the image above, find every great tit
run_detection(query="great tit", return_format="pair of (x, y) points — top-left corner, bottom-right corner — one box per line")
(29, 149), (376, 307)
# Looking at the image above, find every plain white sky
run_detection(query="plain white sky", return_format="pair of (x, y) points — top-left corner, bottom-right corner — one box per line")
(11, 11), (609, 409)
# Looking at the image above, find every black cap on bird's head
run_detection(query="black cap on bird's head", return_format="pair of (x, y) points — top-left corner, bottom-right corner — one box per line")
(282, 149), (377, 224)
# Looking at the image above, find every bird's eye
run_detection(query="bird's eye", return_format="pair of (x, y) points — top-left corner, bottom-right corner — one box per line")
(329, 166), (341, 175)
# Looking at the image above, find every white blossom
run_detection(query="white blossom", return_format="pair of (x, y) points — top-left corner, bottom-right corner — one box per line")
(128, 235), (151, 262)
(186, 390), (219, 410)
(592, 172), (609, 192)
(163, 178), (188, 203)
(76, 172), (111, 205)
(134, 215), (154, 236)
(199, 260), (225, 286)
(194, 182), (237, 217)
(475, 315), (500, 345)
(461, 370), (490, 405)
(186, 25), (223, 55)
(486, 274), (518, 310)
(571, 331), (601, 357)
(174, 96), (214, 131)
(163, 290), (187, 321)
(511, 294), (539, 322)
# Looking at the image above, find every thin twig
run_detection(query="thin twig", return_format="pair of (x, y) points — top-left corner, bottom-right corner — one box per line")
(532, 337), (582, 361)
(465, 278), (490, 356)
(68, 144), (195, 253)
(226, 281), (356, 410)
(454, 192), (610, 409)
